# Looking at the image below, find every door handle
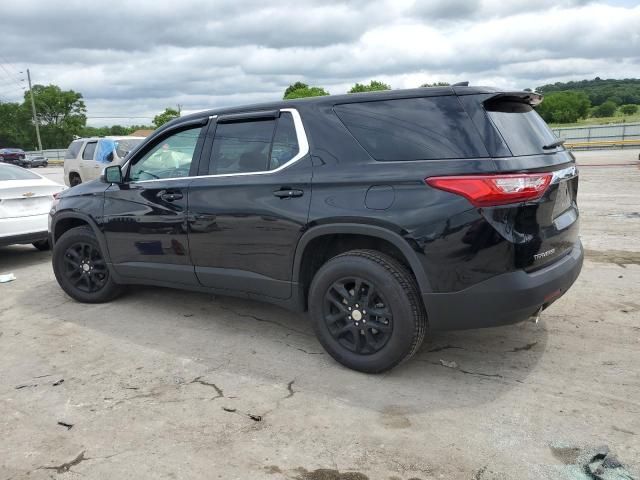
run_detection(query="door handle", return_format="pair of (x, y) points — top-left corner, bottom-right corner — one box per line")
(159, 191), (183, 202)
(273, 188), (304, 199)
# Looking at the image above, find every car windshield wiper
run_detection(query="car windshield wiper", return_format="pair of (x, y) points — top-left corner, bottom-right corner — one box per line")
(136, 170), (160, 179)
(542, 139), (565, 150)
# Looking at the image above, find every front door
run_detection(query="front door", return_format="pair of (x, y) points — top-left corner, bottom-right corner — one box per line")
(102, 120), (207, 285)
(188, 109), (312, 299)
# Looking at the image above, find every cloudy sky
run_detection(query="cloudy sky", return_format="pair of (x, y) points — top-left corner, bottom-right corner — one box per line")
(0, 0), (639, 126)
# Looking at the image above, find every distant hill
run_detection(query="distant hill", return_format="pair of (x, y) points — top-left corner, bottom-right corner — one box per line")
(536, 78), (640, 106)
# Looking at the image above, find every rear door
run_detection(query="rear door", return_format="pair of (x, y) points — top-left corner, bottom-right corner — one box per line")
(188, 108), (311, 299)
(79, 140), (99, 181)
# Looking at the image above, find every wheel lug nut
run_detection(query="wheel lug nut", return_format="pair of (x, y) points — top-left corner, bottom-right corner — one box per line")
(355, 322), (359, 326)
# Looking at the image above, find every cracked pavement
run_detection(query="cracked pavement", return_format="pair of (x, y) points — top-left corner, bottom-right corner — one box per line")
(1, 152), (639, 479)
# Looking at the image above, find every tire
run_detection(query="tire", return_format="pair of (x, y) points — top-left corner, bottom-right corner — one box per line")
(32, 239), (50, 251)
(308, 249), (427, 373)
(69, 175), (82, 187)
(52, 226), (122, 303)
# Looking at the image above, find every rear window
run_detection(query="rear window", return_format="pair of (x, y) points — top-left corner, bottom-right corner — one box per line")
(115, 138), (143, 158)
(334, 97), (488, 161)
(0, 164), (40, 180)
(65, 140), (83, 159)
(485, 100), (560, 156)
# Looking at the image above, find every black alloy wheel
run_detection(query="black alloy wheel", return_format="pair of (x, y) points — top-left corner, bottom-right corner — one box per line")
(309, 249), (427, 373)
(323, 277), (393, 355)
(52, 226), (122, 303)
(62, 242), (109, 293)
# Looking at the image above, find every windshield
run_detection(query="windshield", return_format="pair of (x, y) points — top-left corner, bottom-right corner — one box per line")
(485, 100), (561, 156)
(115, 138), (143, 159)
(0, 164), (41, 180)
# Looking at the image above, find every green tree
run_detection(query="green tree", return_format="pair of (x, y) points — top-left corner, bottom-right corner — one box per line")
(536, 91), (591, 124)
(23, 84), (87, 149)
(420, 82), (450, 87)
(284, 85), (329, 100)
(153, 107), (180, 127)
(349, 80), (391, 93)
(283, 82), (309, 99)
(620, 104), (638, 115)
(592, 100), (617, 118)
(0, 102), (32, 148)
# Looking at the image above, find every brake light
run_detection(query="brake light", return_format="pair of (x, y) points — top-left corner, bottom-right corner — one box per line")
(425, 173), (552, 207)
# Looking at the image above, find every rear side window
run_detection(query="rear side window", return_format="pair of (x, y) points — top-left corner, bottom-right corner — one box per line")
(208, 112), (300, 174)
(82, 141), (97, 160)
(334, 97), (488, 161)
(65, 140), (83, 159)
(485, 100), (560, 156)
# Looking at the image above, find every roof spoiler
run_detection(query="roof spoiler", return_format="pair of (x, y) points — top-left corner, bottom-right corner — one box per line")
(485, 91), (543, 107)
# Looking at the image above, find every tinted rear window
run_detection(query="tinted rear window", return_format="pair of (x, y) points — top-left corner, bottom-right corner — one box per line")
(65, 140), (83, 159)
(485, 100), (560, 156)
(334, 97), (488, 161)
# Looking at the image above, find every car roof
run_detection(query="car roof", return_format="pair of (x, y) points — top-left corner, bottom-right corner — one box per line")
(170, 85), (519, 125)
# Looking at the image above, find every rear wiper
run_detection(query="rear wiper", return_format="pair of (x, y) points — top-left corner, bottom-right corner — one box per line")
(542, 139), (565, 150)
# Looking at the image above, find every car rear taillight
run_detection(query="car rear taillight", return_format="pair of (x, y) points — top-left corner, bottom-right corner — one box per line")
(426, 173), (552, 207)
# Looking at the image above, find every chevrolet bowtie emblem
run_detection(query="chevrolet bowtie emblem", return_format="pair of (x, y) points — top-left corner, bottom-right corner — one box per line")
(22, 192), (35, 197)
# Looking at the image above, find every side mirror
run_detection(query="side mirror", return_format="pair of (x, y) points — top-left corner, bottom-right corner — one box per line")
(101, 165), (123, 184)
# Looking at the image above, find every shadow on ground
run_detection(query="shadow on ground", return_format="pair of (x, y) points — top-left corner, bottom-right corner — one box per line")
(18, 278), (548, 415)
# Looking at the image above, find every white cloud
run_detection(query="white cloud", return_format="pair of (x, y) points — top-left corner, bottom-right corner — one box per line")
(0, 0), (637, 125)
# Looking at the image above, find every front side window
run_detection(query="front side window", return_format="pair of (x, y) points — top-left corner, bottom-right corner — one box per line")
(82, 141), (97, 160)
(207, 112), (300, 175)
(129, 127), (202, 181)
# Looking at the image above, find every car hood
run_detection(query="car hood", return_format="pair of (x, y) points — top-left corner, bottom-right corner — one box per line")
(61, 179), (110, 198)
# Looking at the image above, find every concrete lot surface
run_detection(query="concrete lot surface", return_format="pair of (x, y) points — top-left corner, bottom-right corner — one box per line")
(1, 151), (639, 479)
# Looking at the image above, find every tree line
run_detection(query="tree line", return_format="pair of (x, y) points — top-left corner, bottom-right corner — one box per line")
(0, 85), (177, 151)
(3, 77), (639, 150)
(535, 78), (640, 123)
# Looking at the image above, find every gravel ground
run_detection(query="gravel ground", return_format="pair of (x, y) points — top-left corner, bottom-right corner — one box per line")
(1, 151), (639, 480)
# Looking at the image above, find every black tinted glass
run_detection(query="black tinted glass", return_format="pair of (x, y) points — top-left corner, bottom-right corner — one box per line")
(82, 141), (97, 160)
(209, 119), (276, 174)
(334, 97), (488, 161)
(270, 113), (299, 169)
(486, 100), (560, 156)
(65, 140), (82, 159)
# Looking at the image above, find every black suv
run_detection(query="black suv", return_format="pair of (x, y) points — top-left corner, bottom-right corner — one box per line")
(50, 86), (582, 372)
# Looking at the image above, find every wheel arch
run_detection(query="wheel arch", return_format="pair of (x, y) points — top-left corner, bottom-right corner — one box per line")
(51, 211), (112, 263)
(293, 224), (431, 303)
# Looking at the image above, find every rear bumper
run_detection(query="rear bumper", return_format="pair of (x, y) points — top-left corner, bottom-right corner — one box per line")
(423, 240), (584, 330)
(0, 214), (50, 247)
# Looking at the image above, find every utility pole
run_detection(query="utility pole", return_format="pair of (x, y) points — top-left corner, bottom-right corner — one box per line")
(26, 69), (43, 152)
(177, 104), (182, 116)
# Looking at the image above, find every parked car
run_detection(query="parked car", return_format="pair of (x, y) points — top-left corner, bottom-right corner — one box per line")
(49, 86), (583, 372)
(0, 163), (65, 250)
(0, 148), (26, 165)
(63, 136), (144, 187)
(21, 154), (49, 168)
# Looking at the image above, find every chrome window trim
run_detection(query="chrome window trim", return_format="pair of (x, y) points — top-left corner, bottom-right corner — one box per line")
(129, 108), (309, 184)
